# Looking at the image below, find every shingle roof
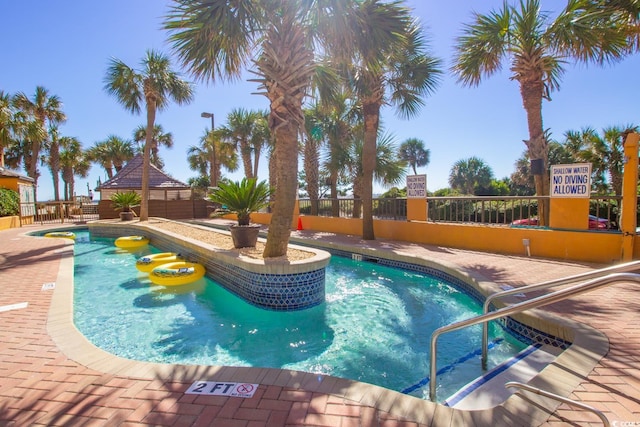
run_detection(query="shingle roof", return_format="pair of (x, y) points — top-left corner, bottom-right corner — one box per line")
(0, 167), (34, 182)
(97, 154), (189, 191)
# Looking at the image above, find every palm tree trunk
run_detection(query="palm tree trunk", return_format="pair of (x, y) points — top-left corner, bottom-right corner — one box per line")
(241, 139), (253, 179)
(362, 99), (380, 240)
(263, 121), (298, 258)
(520, 81), (549, 225)
(303, 137), (319, 216)
(140, 100), (156, 222)
(50, 140), (61, 201)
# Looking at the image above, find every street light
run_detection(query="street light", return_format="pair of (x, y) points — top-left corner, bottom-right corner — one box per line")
(201, 112), (216, 186)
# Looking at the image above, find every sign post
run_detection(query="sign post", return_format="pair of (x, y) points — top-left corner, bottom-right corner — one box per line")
(549, 163), (591, 229)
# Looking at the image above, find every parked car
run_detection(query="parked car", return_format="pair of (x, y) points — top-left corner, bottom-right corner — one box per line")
(510, 215), (610, 229)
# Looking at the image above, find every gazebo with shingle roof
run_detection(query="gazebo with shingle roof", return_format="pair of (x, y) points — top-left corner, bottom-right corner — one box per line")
(96, 154), (202, 219)
(97, 154), (191, 200)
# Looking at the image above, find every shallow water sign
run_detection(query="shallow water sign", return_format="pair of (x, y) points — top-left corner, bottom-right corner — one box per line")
(185, 381), (258, 398)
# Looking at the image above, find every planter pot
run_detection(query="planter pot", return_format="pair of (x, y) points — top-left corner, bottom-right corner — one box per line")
(119, 211), (135, 221)
(230, 224), (261, 248)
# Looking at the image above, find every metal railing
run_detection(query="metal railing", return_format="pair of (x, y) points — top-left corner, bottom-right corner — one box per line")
(20, 201), (99, 225)
(298, 197), (407, 220)
(427, 195), (539, 225)
(505, 382), (610, 426)
(429, 272), (640, 402)
(481, 260), (640, 368)
(298, 195), (621, 229)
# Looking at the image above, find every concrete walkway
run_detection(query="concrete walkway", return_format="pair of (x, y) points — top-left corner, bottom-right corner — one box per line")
(1, 221), (639, 426)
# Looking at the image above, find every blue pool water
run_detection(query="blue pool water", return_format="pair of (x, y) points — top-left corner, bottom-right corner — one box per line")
(71, 231), (527, 400)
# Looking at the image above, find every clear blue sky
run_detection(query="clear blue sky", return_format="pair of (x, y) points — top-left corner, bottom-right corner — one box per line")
(1, 1), (638, 201)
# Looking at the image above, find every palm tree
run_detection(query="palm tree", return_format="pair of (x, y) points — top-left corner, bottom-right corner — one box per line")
(104, 49), (194, 221)
(249, 110), (270, 179)
(318, 92), (361, 217)
(302, 105), (323, 216)
(88, 136), (135, 179)
(165, 0), (345, 257)
(398, 137), (430, 175)
(59, 137), (90, 201)
(452, 0), (633, 225)
(348, 131), (407, 218)
(340, 0), (442, 240)
(221, 108), (264, 180)
(12, 86), (66, 196)
(565, 125), (639, 195)
(132, 124), (173, 169)
(45, 125), (63, 200)
(0, 90), (17, 168)
(187, 128), (238, 188)
(449, 157), (494, 195)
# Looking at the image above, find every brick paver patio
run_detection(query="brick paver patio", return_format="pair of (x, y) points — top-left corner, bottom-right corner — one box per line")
(1, 222), (639, 426)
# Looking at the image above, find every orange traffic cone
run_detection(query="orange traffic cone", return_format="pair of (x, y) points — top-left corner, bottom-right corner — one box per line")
(297, 217), (303, 231)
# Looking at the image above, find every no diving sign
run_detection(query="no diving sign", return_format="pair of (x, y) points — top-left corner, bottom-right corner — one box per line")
(185, 381), (258, 398)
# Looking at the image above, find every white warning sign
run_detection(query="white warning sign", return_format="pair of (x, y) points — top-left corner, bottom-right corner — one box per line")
(185, 381), (258, 398)
(550, 163), (591, 198)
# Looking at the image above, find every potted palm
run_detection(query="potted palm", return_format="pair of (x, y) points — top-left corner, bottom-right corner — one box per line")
(110, 191), (141, 221)
(207, 178), (272, 248)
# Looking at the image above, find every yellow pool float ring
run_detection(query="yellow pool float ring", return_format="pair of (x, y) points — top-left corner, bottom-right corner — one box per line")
(149, 261), (206, 286)
(44, 231), (76, 240)
(115, 235), (149, 249)
(135, 252), (184, 273)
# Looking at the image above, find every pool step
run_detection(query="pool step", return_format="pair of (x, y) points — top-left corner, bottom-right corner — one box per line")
(444, 344), (563, 410)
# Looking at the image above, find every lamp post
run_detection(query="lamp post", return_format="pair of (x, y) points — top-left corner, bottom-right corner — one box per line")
(200, 112), (216, 187)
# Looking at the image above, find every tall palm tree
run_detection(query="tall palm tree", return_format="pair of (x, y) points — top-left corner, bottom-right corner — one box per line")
(187, 128), (238, 188)
(565, 125), (639, 195)
(398, 137), (430, 175)
(59, 137), (90, 201)
(104, 49), (194, 221)
(249, 110), (270, 179)
(12, 86), (66, 197)
(45, 125), (63, 200)
(340, 0), (442, 239)
(221, 108), (264, 179)
(318, 92), (361, 217)
(452, 0), (633, 225)
(302, 105), (323, 216)
(348, 131), (407, 218)
(449, 157), (494, 195)
(165, 0), (346, 257)
(132, 124), (174, 170)
(4, 112), (46, 173)
(88, 136), (135, 179)
(0, 90), (17, 168)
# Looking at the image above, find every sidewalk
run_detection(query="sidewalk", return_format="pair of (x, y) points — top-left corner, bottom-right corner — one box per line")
(1, 221), (639, 426)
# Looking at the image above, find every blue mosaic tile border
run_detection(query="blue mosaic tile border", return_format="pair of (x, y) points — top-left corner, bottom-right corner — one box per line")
(87, 225), (326, 312)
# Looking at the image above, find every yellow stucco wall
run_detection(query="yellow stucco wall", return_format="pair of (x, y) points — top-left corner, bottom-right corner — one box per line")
(0, 216), (20, 230)
(248, 213), (625, 264)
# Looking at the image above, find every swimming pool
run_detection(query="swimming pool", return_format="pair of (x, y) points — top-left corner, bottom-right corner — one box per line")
(71, 230), (528, 401)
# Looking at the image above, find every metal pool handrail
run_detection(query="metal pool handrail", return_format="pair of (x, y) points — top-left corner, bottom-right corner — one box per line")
(429, 272), (640, 402)
(505, 381), (610, 426)
(481, 260), (640, 368)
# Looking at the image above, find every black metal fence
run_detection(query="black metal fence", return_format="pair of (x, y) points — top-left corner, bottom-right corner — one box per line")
(299, 195), (622, 230)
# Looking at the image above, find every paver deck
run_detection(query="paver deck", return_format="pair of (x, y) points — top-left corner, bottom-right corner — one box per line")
(1, 221), (639, 426)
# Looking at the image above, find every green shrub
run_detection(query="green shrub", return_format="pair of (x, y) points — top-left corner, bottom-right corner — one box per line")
(0, 188), (19, 217)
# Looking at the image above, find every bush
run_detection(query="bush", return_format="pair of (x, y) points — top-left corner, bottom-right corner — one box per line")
(0, 188), (19, 217)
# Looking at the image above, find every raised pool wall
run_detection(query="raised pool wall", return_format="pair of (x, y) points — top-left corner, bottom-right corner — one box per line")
(88, 221), (331, 311)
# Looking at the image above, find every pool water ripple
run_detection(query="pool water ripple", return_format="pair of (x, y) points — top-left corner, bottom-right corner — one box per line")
(72, 231), (527, 400)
